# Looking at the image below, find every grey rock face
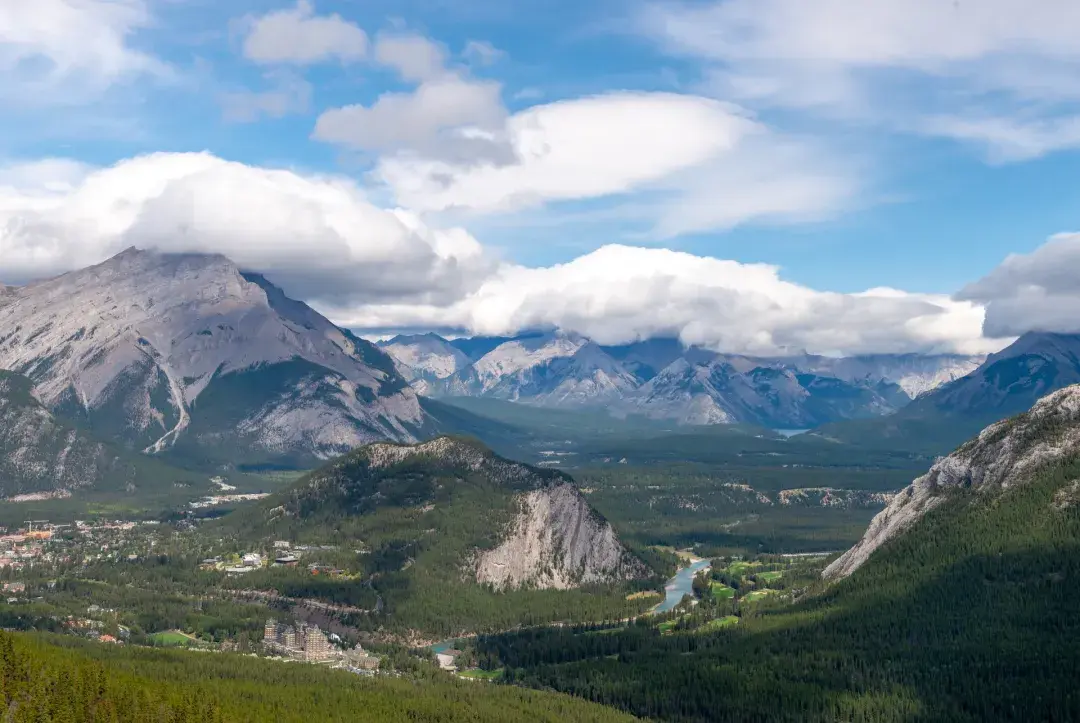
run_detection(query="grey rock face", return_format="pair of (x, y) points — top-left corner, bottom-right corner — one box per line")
(824, 384), (1080, 580)
(0, 248), (424, 463)
(475, 483), (649, 590)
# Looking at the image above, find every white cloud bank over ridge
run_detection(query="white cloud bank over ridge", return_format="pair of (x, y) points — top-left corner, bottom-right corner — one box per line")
(0, 152), (1006, 357)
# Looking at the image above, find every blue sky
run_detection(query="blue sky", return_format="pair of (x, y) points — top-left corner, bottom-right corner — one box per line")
(3, 0), (1080, 355)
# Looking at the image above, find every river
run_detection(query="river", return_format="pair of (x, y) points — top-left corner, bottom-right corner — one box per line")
(653, 558), (711, 613)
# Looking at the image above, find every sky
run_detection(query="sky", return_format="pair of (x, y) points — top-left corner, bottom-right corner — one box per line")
(2, 0), (1080, 356)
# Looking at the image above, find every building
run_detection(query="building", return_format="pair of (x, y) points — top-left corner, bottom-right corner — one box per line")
(263, 618), (332, 662)
(342, 644), (380, 671)
(282, 626), (297, 650)
(301, 623), (331, 662)
(2, 582), (25, 594)
(273, 541), (291, 550)
(274, 554), (300, 567)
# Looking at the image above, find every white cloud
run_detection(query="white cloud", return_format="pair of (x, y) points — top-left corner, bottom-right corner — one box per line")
(919, 115), (1080, 163)
(314, 30), (508, 159)
(462, 40), (504, 67)
(642, 0), (1080, 160)
(0, 0), (163, 103)
(0, 152), (1014, 356)
(0, 152), (490, 308)
(329, 244), (1004, 356)
(374, 33), (448, 82)
(373, 91), (852, 234)
(220, 73), (312, 123)
(958, 233), (1080, 337)
(377, 93), (752, 212)
(242, 1), (367, 66)
(313, 75), (507, 156)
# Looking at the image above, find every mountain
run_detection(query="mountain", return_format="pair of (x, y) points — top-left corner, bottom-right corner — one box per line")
(378, 333), (470, 394)
(777, 353), (983, 400)
(0, 248), (427, 469)
(491, 384), (1080, 722)
(825, 382), (1080, 579)
(910, 332), (1080, 417)
(630, 359), (906, 427)
(817, 333), (1080, 455)
(223, 436), (649, 632)
(600, 338), (695, 381)
(0, 370), (196, 498)
(447, 333), (545, 362)
(438, 334), (639, 405)
(380, 332), (984, 429)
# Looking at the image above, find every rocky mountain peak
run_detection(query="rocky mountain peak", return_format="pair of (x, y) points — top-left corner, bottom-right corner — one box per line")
(824, 384), (1080, 580)
(0, 248), (424, 466)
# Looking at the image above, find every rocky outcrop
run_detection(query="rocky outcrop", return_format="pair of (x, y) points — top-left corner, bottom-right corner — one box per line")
(475, 483), (648, 590)
(824, 384), (1080, 580)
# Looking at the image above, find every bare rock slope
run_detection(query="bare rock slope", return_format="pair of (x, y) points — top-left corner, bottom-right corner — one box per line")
(825, 384), (1080, 579)
(476, 484), (648, 590)
(0, 248), (426, 466)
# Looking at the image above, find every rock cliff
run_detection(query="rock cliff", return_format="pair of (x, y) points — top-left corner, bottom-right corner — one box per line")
(476, 483), (648, 590)
(825, 384), (1080, 579)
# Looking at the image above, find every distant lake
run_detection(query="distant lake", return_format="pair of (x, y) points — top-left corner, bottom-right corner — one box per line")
(775, 429), (809, 438)
(654, 558), (711, 614)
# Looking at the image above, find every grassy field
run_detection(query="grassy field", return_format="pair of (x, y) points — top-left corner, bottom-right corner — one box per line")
(710, 583), (736, 600)
(148, 631), (195, 646)
(699, 616), (739, 632)
(459, 668), (503, 681)
(758, 571), (784, 582)
(743, 590), (778, 602)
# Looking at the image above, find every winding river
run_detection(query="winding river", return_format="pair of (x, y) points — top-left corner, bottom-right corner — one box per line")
(653, 558), (711, 613)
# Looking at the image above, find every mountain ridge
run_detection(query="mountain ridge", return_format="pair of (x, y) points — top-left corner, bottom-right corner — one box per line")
(380, 331), (983, 428)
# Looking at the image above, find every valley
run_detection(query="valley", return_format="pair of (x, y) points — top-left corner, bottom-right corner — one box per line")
(2, 249), (1079, 722)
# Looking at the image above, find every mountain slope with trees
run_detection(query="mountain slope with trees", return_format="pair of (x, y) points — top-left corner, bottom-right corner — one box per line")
(476, 386), (1080, 721)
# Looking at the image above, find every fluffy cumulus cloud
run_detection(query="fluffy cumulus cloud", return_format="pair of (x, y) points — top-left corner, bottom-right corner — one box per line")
(0, 152), (490, 308)
(329, 245), (1003, 357)
(642, 0), (1080, 160)
(314, 75), (507, 156)
(242, 1), (368, 66)
(0, 0), (163, 103)
(958, 233), (1080, 337)
(313, 31), (508, 161)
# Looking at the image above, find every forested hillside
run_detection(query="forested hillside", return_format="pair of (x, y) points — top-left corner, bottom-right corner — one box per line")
(477, 426), (1080, 721)
(0, 631), (637, 722)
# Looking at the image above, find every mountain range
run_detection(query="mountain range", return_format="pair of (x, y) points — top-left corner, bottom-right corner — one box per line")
(380, 332), (984, 428)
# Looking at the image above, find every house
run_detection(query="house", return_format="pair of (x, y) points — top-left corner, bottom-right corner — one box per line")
(273, 541), (291, 550)
(436, 649), (464, 671)
(241, 553), (262, 566)
(274, 554), (300, 567)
